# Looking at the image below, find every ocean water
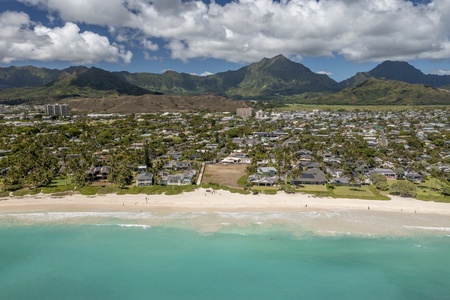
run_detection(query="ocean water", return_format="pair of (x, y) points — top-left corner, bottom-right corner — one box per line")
(0, 216), (449, 300)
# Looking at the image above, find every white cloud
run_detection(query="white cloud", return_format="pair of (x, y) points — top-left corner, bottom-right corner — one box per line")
(190, 71), (214, 76)
(316, 71), (333, 76)
(16, 0), (450, 64)
(433, 69), (450, 75)
(0, 11), (132, 64)
(141, 39), (159, 51)
(143, 52), (160, 61)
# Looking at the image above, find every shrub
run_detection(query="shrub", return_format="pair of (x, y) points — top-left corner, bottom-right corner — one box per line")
(390, 181), (417, 198)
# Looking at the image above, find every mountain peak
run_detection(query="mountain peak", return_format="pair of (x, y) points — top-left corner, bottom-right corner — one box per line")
(271, 54), (289, 61)
(369, 61), (425, 84)
(373, 61), (423, 74)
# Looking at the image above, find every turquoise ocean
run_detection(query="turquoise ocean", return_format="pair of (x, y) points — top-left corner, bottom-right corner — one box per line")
(1, 214), (449, 300)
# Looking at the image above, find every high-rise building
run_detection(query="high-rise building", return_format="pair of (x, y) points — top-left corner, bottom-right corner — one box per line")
(236, 107), (254, 119)
(255, 109), (265, 119)
(45, 104), (71, 116)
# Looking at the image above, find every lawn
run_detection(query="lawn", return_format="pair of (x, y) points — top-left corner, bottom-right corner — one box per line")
(385, 178), (450, 203)
(296, 185), (328, 192)
(252, 186), (279, 195)
(333, 185), (389, 200)
(415, 178), (450, 203)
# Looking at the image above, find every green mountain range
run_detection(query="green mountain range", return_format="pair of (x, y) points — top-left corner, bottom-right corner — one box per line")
(116, 54), (340, 98)
(0, 67), (160, 103)
(313, 78), (450, 105)
(341, 60), (450, 88)
(1, 55), (450, 105)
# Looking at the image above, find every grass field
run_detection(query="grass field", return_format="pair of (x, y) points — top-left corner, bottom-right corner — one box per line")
(415, 178), (450, 203)
(296, 185), (328, 192)
(333, 185), (389, 200)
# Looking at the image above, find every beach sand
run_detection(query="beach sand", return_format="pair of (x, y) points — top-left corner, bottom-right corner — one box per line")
(1, 188), (450, 236)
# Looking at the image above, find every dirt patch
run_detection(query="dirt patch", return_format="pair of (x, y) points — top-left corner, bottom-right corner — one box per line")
(65, 94), (248, 113)
(202, 164), (247, 189)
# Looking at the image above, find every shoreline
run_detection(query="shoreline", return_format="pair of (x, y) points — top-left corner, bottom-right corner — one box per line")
(1, 188), (450, 214)
(1, 188), (450, 236)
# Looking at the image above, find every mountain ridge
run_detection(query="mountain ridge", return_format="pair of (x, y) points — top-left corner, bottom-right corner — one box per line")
(2, 55), (450, 105)
(341, 60), (450, 88)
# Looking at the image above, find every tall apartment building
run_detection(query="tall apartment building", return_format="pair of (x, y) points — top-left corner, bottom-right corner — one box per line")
(255, 109), (265, 119)
(236, 107), (254, 119)
(45, 104), (71, 116)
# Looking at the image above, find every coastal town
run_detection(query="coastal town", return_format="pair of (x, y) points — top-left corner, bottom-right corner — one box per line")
(1, 104), (450, 201)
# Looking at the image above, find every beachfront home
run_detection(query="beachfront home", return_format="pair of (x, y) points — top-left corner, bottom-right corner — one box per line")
(372, 168), (397, 180)
(406, 172), (424, 183)
(247, 174), (277, 186)
(136, 173), (153, 186)
(291, 168), (327, 185)
(85, 166), (111, 181)
(162, 170), (196, 186)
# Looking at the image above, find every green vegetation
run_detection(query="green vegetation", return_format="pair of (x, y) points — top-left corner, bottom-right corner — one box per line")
(0, 67), (159, 103)
(415, 178), (450, 203)
(390, 181), (417, 198)
(314, 78), (450, 106)
(1, 105), (450, 204)
(370, 174), (389, 191)
(334, 185), (389, 200)
(201, 183), (251, 195)
(293, 184), (390, 200)
(237, 175), (249, 186)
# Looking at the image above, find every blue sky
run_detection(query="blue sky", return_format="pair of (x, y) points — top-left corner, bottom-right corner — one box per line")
(1, 0), (450, 81)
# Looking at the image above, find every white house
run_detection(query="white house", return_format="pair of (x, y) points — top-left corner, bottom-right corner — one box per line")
(136, 173), (153, 186)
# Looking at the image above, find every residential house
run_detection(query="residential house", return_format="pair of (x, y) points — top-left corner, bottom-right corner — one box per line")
(372, 168), (397, 180)
(247, 174), (277, 186)
(137, 165), (147, 173)
(300, 161), (321, 170)
(295, 149), (313, 157)
(299, 154), (313, 162)
(257, 167), (277, 176)
(162, 170), (196, 186)
(291, 168), (327, 185)
(163, 160), (191, 170)
(406, 172), (424, 183)
(330, 177), (350, 186)
(136, 173), (153, 186)
(86, 166), (111, 181)
(326, 167), (344, 178)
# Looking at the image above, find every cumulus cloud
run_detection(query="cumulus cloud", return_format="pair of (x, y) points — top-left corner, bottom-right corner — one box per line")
(16, 0), (450, 64)
(316, 71), (333, 76)
(433, 69), (450, 75)
(190, 71), (214, 76)
(143, 52), (160, 61)
(0, 10), (132, 64)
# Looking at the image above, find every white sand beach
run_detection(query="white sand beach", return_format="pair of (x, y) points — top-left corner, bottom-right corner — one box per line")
(1, 189), (450, 236)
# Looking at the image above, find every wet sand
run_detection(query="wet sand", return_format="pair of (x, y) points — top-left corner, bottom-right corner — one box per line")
(1, 188), (450, 236)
